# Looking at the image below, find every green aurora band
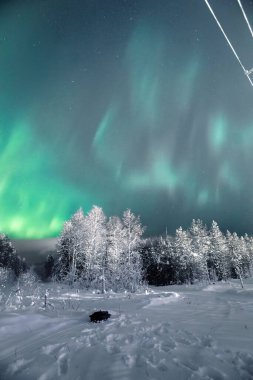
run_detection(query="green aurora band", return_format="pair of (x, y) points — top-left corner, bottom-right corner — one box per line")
(0, 122), (94, 238)
(1, 0), (253, 238)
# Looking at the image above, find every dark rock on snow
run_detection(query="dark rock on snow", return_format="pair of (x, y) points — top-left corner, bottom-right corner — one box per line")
(89, 310), (111, 323)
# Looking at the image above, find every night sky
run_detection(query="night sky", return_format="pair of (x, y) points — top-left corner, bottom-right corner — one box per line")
(1, 0), (253, 239)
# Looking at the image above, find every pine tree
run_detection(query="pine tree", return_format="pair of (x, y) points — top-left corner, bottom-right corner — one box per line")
(140, 238), (153, 282)
(208, 221), (228, 281)
(146, 235), (177, 285)
(55, 221), (73, 280)
(0, 234), (15, 267)
(189, 219), (210, 283)
(174, 227), (193, 284)
(0, 234), (25, 278)
(45, 254), (55, 280)
(163, 234), (179, 284)
(226, 231), (244, 288)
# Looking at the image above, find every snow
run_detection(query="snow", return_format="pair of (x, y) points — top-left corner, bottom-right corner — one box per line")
(1, 280), (253, 380)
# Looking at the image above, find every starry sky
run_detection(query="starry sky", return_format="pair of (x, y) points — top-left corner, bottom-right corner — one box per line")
(1, 0), (253, 239)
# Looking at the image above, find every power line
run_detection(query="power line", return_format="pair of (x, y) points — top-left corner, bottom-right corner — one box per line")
(236, 0), (253, 39)
(204, 0), (253, 87)
(236, 0), (253, 80)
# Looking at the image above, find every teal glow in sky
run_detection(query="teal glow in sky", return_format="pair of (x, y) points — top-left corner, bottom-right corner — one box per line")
(1, 0), (253, 238)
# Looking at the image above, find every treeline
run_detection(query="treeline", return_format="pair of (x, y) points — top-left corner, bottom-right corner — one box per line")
(53, 206), (253, 291)
(1, 207), (253, 292)
(0, 233), (26, 279)
(143, 219), (253, 288)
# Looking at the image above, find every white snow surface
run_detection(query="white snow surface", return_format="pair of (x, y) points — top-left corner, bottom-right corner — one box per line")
(1, 280), (253, 380)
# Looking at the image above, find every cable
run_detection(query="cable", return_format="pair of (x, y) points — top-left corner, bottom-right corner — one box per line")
(236, 0), (253, 38)
(246, 74), (253, 86)
(204, 0), (245, 71)
(236, 0), (253, 85)
(204, 0), (253, 87)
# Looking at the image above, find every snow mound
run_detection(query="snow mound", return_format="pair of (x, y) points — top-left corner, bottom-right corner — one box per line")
(6, 358), (33, 376)
(144, 291), (180, 308)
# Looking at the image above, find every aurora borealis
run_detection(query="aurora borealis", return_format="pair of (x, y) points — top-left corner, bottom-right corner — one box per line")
(1, 0), (253, 239)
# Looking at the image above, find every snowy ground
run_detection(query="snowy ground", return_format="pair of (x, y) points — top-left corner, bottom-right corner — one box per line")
(1, 280), (253, 380)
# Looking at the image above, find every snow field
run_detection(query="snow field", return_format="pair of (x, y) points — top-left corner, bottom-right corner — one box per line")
(0, 280), (253, 379)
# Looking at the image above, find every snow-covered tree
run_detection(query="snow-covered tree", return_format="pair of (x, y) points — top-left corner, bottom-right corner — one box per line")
(162, 234), (180, 284)
(56, 208), (85, 285)
(0, 234), (14, 268)
(189, 219), (210, 283)
(208, 221), (229, 281)
(144, 234), (177, 285)
(82, 206), (107, 291)
(174, 227), (193, 284)
(106, 216), (126, 290)
(226, 231), (245, 288)
(16, 269), (42, 307)
(55, 221), (72, 280)
(121, 209), (144, 291)
(242, 234), (253, 278)
(44, 254), (55, 280)
(0, 234), (25, 277)
(0, 267), (15, 305)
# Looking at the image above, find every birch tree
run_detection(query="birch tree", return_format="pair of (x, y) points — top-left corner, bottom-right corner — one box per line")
(56, 208), (85, 285)
(106, 216), (126, 290)
(82, 206), (107, 291)
(121, 209), (144, 291)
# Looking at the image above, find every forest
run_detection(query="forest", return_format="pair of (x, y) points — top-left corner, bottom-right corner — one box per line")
(1, 205), (253, 294)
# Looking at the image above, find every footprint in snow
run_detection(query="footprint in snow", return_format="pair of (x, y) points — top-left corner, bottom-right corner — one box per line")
(6, 358), (33, 377)
(160, 339), (176, 352)
(153, 325), (170, 337)
(122, 354), (136, 368)
(157, 359), (168, 372)
(106, 343), (121, 354)
(175, 330), (200, 346)
(57, 352), (69, 376)
(234, 351), (253, 377)
(196, 365), (227, 380)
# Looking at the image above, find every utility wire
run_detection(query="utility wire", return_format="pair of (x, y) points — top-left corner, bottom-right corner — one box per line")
(237, 0), (253, 38)
(204, 0), (253, 86)
(236, 0), (253, 78)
